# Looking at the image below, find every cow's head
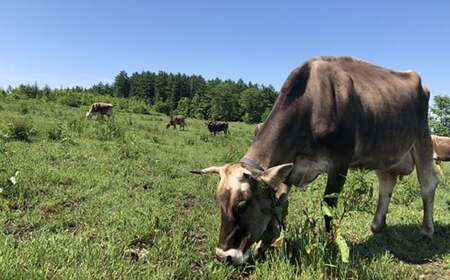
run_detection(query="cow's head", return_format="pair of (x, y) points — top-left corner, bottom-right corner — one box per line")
(191, 162), (293, 265)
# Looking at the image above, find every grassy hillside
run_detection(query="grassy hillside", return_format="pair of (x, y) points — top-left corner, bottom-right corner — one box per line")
(0, 95), (449, 279)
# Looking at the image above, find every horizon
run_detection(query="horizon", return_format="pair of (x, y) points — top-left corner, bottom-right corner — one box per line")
(1, 1), (449, 96)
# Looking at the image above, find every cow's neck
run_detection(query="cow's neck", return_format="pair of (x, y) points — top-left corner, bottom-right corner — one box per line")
(243, 139), (296, 170)
(243, 120), (302, 170)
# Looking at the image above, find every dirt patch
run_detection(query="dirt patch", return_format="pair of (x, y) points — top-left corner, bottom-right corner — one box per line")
(38, 197), (84, 218)
(130, 182), (155, 191)
(419, 262), (450, 280)
(126, 232), (157, 262)
(3, 219), (38, 240)
(142, 183), (154, 191)
(125, 247), (149, 262)
(183, 193), (196, 211)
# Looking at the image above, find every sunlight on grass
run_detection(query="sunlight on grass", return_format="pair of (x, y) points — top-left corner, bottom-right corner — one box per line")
(0, 97), (449, 279)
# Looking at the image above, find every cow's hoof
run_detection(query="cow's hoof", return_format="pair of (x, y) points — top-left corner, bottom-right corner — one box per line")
(370, 222), (385, 234)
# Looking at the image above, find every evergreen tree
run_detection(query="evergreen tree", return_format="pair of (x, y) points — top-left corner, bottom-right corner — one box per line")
(113, 70), (130, 97)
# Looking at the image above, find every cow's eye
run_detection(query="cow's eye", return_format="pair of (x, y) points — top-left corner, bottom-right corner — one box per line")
(235, 200), (248, 215)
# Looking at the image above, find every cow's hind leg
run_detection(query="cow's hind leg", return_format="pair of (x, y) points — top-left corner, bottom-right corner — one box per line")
(412, 136), (439, 238)
(371, 171), (396, 233)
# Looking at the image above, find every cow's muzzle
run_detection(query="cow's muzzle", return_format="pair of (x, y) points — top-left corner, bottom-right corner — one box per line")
(215, 248), (250, 265)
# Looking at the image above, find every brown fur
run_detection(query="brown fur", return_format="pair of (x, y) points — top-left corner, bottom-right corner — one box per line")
(431, 135), (450, 162)
(205, 121), (229, 136)
(193, 57), (438, 264)
(166, 115), (186, 129)
(86, 102), (113, 118)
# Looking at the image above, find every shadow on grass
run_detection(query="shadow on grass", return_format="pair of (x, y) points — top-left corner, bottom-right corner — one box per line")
(352, 223), (450, 264)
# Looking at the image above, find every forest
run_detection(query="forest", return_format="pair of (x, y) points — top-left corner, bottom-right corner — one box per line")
(0, 70), (277, 124)
(1, 70), (449, 135)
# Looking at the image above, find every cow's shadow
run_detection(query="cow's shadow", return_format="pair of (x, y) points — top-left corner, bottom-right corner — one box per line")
(351, 223), (450, 264)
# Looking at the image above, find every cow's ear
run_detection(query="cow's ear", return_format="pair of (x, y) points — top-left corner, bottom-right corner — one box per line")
(190, 166), (222, 175)
(259, 163), (293, 188)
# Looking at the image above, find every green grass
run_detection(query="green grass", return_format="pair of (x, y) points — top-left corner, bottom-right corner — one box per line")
(1, 96), (450, 279)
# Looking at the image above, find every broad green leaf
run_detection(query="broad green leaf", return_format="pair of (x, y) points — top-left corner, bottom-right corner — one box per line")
(8, 176), (16, 185)
(322, 204), (333, 217)
(336, 233), (349, 263)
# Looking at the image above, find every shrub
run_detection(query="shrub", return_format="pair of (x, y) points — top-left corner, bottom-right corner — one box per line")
(47, 124), (64, 141)
(132, 103), (150, 115)
(18, 102), (29, 115)
(153, 101), (171, 115)
(96, 119), (125, 141)
(3, 117), (35, 141)
(59, 94), (81, 107)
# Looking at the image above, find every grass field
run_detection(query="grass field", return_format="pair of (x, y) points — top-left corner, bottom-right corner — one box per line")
(1, 95), (450, 279)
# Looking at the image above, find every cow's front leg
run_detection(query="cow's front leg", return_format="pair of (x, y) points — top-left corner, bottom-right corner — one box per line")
(323, 165), (348, 232)
(371, 171), (396, 233)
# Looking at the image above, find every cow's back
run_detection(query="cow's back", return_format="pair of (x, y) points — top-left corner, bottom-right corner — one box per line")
(331, 58), (429, 167)
(246, 57), (430, 171)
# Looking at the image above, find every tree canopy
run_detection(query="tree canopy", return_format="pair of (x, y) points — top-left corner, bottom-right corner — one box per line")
(430, 95), (450, 136)
(110, 70), (278, 123)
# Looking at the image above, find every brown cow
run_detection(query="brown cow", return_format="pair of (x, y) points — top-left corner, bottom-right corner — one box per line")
(432, 134), (450, 175)
(432, 135), (450, 162)
(166, 115), (186, 129)
(192, 57), (438, 265)
(205, 121), (229, 136)
(86, 102), (113, 118)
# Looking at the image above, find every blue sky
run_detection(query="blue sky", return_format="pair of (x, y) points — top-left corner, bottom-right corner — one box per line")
(1, 0), (449, 96)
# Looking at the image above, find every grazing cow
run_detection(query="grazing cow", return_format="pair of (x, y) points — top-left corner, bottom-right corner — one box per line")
(191, 56), (438, 265)
(431, 134), (450, 175)
(166, 115), (186, 129)
(86, 102), (113, 118)
(205, 121), (229, 136)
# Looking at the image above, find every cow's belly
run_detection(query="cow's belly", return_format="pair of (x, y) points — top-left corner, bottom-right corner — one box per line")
(288, 148), (414, 187)
(349, 151), (414, 175)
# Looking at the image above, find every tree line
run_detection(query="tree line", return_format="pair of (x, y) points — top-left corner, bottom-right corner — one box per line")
(0, 70), (278, 123)
(102, 70), (278, 123)
(1, 71), (449, 133)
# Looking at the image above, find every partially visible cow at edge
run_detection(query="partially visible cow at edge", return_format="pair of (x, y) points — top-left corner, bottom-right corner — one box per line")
(431, 134), (450, 175)
(254, 122), (264, 137)
(166, 115), (187, 129)
(86, 102), (113, 118)
(205, 121), (229, 136)
(192, 56), (438, 265)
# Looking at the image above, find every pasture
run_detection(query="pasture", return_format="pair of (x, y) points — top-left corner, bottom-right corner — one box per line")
(0, 95), (449, 279)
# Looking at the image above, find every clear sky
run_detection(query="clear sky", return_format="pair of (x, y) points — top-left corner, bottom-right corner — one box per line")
(1, 0), (449, 96)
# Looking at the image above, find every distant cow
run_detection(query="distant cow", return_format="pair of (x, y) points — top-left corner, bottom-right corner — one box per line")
(205, 121), (229, 136)
(86, 102), (113, 118)
(431, 134), (450, 175)
(431, 135), (450, 162)
(166, 115), (186, 129)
